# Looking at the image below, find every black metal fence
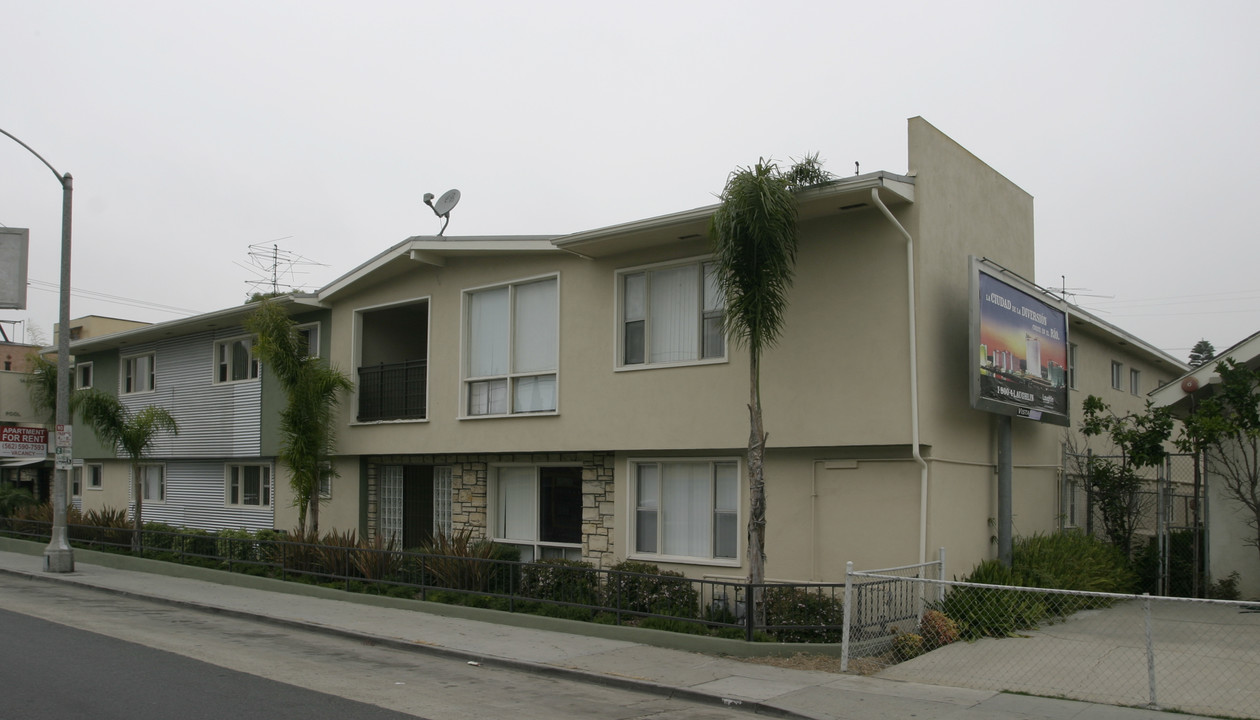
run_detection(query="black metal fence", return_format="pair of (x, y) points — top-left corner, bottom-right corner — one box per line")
(357, 360), (427, 421)
(0, 518), (847, 643)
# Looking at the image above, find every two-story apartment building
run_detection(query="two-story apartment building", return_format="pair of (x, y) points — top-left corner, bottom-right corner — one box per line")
(69, 117), (1188, 582)
(70, 299), (330, 531)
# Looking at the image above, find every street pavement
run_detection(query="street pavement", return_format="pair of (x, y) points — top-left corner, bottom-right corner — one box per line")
(0, 541), (1221, 720)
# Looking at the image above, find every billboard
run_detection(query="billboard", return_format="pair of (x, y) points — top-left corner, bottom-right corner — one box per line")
(0, 227), (29, 310)
(969, 256), (1069, 426)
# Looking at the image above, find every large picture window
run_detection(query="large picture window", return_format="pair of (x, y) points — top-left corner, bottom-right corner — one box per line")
(122, 353), (156, 394)
(492, 465), (582, 562)
(226, 464), (272, 507)
(632, 459), (738, 562)
(619, 260), (724, 367)
(464, 276), (558, 416)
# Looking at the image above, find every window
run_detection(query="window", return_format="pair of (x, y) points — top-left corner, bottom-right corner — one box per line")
(71, 465), (82, 497)
(296, 323), (320, 359)
(1130, 368), (1141, 396)
(464, 276), (558, 416)
(491, 465), (582, 562)
(1111, 361), (1123, 390)
(138, 464), (164, 502)
(1067, 344), (1077, 390)
(632, 459), (738, 562)
(619, 260), (724, 367)
(227, 464), (271, 507)
(318, 463), (332, 499)
(86, 463), (103, 490)
(75, 362), (93, 390)
(123, 353), (155, 394)
(215, 337), (259, 383)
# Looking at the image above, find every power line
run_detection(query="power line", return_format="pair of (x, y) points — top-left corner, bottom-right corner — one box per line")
(23, 279), (204, 316)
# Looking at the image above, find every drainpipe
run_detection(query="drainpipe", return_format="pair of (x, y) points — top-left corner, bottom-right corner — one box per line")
(871, 188), (930, 565)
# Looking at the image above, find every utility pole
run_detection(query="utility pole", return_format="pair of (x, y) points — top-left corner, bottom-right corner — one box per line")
(1, 128), (75, 572)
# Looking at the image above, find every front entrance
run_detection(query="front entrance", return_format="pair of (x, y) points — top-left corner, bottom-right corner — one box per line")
(379, 465), (452, 548)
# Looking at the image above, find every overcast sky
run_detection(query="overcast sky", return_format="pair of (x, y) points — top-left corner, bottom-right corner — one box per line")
(3, 1), (1257, 361)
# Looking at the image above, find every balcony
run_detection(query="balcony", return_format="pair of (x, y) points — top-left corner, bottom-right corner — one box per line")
(357, 359), (427, 422)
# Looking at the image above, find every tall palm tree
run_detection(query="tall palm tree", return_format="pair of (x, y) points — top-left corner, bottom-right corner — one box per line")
(709, 154), (829, 591)
(246, 300), (352, 535)
(76, 390), (178, 551)
(24, 353), (58, 424)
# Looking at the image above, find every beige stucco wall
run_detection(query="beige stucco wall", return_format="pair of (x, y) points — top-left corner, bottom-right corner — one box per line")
(271, 456), (362, 535)
(318, 118), (1079, 579)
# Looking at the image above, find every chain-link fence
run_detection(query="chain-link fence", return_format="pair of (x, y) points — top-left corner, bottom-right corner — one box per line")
(842, 571), (1260, 718)
(1064, 451), (1211, 596)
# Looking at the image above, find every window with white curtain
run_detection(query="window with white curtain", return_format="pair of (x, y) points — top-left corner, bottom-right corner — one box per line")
(619, 259), (724, 367)
(136, 464), (165, 502)
(632, 459), (738, 562)
(214, 337), (259, 384)
(464, 276), (558, 416)
(491, 465), (582, 562)
(122, 353), (156, 394)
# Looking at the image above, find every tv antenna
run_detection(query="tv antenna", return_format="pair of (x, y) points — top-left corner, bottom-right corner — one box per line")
(236, 238), (328, 298)
(423, 189), (461, 236)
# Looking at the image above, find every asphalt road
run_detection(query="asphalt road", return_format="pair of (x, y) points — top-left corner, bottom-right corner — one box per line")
(0, 576), (740, 720)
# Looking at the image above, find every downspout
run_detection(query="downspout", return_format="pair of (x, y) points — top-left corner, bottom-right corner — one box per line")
(871, 188), (930, 565)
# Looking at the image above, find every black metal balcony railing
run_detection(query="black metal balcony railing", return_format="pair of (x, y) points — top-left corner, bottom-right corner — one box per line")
(358, 359), (427, 422)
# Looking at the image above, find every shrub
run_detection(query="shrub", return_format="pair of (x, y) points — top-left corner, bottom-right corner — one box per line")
(1015, 531), (1136, 596)
(350, 532), (402, 581)
(939, 560), (1048, 639)
(762, 585), (844, 643)
(1208, 571), (1242, 600)
(892, 632), (924, 661)
(918, 609), (959, 650)
(0, 484), (37, 517)
(519, 558), (599, 609)
(413, 530), (516, 593)
(604, 561), (700, 619)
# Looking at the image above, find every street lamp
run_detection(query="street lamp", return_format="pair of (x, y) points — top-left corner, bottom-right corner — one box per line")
(1, 128), (75, 573)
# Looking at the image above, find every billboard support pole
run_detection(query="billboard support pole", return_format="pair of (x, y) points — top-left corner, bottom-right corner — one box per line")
(998, 414), (1013, 567)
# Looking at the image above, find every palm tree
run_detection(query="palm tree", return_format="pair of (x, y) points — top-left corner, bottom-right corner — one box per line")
(76, 390), (178, 551)
(246, 301), (352, 535)
(709, 154), (829, 591)
(23, 353), (58, 423)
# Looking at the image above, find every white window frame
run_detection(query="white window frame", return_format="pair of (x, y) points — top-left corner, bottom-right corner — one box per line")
(629, 458), (740, 566)
(488, 464), (583, 562)
(461, 274), (559, 418)
(615, 257), (726, 370)
(86, 463), (103, 491)
(71, 463), (83, 497)
(296, 322), (320, 359)
(318, 462), (332, 499)
(136, 463), (165, 503)
(75, 361), (93, 390)
(1111, 361), (1124, 390)
(225, 463), (272, 507)
(214, 336), (260, 384)
(1130, 368), (1141, 396)
(122, 353), (156, 394)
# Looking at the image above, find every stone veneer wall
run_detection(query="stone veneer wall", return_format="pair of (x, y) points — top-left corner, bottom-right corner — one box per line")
(364, 452), (617, 567)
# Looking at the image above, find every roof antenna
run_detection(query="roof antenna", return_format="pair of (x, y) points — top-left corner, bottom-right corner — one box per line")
(854, 161), (860, 176)
(423, 189), (461, 236)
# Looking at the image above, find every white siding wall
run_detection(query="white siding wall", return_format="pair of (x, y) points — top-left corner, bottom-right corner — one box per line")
(117, 329), (261, 458)
(140, 459), (276, 532)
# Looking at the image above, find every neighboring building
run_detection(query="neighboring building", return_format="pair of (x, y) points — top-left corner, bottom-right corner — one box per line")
(1151, 331), (1260, 600)
(1059, 305), (1190, 535)
(69, 299), (331, 530)
(53, 315), (151, 346)
(66, 117), (1195, 584)
(1, 339), (50, 499)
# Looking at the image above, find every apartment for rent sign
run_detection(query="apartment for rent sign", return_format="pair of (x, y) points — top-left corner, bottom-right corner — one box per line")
(1, 426), (49, 457)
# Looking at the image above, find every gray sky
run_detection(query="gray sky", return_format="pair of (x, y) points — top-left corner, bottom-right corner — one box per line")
(3, 1), (1258, 360)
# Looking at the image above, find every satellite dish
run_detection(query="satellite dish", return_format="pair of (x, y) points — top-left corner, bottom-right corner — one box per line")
(434, 189), (460, 216)
(423, 188), (461, 236)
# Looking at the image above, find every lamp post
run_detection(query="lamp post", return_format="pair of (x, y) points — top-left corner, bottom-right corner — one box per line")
(1, 128), (75, 573)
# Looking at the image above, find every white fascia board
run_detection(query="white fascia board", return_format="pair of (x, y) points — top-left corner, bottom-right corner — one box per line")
(1151, 329), (1260, 409)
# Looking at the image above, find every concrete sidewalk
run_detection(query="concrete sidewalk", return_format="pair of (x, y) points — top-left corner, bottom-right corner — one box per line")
(0, 542), (1208, 720)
